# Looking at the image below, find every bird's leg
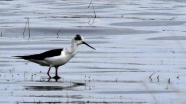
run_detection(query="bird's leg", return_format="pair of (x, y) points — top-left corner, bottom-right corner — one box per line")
(47, 67), (51, 78)
(54, 67), (60, 79)
(55, 67), (59, 77)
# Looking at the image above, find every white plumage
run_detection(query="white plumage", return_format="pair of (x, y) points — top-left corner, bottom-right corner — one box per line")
(14, 34), (95, 78)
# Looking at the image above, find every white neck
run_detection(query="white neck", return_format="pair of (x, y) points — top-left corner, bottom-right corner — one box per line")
(67, 39), (78, 54)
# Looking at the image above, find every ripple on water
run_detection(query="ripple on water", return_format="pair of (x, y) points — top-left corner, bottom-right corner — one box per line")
(111, 21), (186, 26)
(148, 36), (186, 40)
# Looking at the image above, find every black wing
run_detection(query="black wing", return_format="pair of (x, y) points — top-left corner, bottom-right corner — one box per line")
(15, 49), (63, 60)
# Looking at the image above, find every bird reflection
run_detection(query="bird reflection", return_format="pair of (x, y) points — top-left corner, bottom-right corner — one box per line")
(48, 75), (62, 82)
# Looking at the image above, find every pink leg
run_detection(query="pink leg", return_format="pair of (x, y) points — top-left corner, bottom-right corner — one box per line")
(47, 67), (51, 75)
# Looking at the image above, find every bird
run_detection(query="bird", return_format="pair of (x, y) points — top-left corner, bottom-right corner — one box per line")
(14, 34), (96, 79)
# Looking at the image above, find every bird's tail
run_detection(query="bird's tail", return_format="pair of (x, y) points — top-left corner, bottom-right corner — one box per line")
(13, 56), (26, 59)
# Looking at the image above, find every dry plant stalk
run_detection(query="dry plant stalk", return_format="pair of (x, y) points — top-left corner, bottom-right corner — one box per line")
(56, 27), (63, 38)
(23, 17), (31, 40)
(88, 1), (96, 18)
(149, 72), (155, 82)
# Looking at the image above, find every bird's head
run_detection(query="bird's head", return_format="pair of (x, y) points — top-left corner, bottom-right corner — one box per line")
(73, 34), (96, 50)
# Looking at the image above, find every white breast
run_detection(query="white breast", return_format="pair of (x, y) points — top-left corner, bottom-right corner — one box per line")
(44, 49), (75, 67)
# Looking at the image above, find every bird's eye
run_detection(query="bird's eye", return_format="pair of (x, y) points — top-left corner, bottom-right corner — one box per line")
(75, 34), (81, 40)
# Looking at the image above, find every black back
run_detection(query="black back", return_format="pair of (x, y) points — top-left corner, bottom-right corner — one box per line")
(16, 49), (63, 60)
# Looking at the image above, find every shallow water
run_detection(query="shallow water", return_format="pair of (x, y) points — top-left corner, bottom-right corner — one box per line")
(1, 0), (186, 104)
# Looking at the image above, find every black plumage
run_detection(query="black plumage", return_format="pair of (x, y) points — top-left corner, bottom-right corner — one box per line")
(74, 34), (82, 40)
(15, 49), (63, 60)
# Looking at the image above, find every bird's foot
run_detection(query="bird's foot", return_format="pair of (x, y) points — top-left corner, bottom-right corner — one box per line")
(52, 75), (61, 82)
(53, 75), (61, 79)
(47, 73), (52, 79)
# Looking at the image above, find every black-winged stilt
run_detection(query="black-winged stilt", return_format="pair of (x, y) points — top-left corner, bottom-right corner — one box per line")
(14, 34), (95, 78)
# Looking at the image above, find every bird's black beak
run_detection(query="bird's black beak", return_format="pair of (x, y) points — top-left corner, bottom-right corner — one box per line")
(82, 41), (96, 50)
